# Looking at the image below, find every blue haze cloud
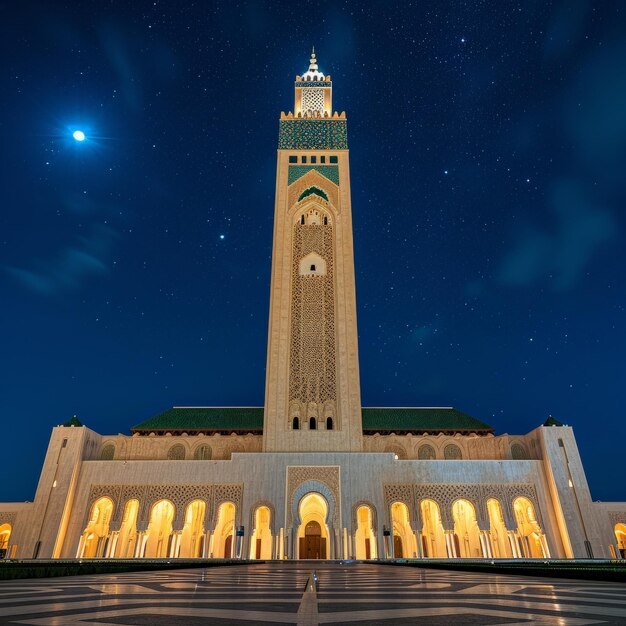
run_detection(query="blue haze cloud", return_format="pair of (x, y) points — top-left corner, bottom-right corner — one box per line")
(497, 181), (615, 290)
(6, 225), (118, 296)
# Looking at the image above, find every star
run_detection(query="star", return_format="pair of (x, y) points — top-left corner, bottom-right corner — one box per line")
(72, 130), (85, 141)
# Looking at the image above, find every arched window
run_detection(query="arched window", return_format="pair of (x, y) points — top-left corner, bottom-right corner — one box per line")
(385, 444), (407, 460)
(101, 444), (115, 460)
(444, 444), (462, 460)
(293, 416), (300, 430)
(511, 443), (527, 460)
(323, 216), (328, 225)
(418, 444), (436, 460)
(194, 445), (212, 460)
(298, 187), (328, 202)
(167, 444), (185, 460)
(309, 417), (317, 430)
(301, 215), (305, 225)
(326, 417), (333, 430)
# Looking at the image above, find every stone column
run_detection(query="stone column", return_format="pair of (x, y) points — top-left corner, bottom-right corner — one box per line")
(278, 528), (285, 560)
(106, 532), (119, 558)
(444, 530), (457, 558)
(414, 526), (423, 558)
(76, 535), (85, 559)
(134, 532), (147, 558)
(507, 530), (520, 558)
(479, 530), (492, 558)
(202, 530), (211, 558)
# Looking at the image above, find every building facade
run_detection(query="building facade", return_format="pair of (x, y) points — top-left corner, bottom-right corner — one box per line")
(1, 51), (625, 562)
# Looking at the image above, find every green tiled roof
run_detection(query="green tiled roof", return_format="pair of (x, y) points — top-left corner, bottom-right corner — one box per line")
(362, 407), (493, 433)
(132, 407), (264, 433)
(543, 415), (564, 427)
(288, 165), (339, 185)
(63, 415), (83, 427)
(131, 406), (492, 434)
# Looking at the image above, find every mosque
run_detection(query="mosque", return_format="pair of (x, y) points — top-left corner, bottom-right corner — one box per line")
(1, 52), (625, 563)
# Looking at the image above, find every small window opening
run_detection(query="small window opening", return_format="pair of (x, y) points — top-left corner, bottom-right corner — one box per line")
(301, 215), (305, 225)
(292, 416), (300, 430)
(320, 156), (326, 164)
(323, 216), (328, 225)
(309, 417), (317, 430)
(330, 155), (338, 164)
(302, 156), (307, 164)
(310, 264), (316, 271)
(326, 417), (333, 430)
(311, 156), (317, 164)
(62, 438), (68, 448)
(289, 155), (297, 164)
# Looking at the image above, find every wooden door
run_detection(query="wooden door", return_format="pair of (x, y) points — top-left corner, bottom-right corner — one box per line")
(393, 535), (403, 558)
(255, 538), (262, 560)
(365, 538), (371, 560)
(224, 534), (233, 558)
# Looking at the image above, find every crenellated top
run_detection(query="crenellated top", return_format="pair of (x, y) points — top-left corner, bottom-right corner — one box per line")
(280, 111), (346, 120)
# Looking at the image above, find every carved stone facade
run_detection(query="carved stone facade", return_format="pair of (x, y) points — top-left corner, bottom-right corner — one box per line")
(384, 483), (542, 532)
(86, 483), (243, 533)
(289, 217), (336, 411)
(286, 466), (340, 527)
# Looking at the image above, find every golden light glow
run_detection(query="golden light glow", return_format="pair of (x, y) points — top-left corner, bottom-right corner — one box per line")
(79, 497), (113, 558)
(250, 506), (273, 559)
(144, 499), (174, 558)
(487, 498), (513, 558)
(354, 505), (377, 559)
(391, 501), (416, 558)
(297, 492), (330, 559)
(115, 499), (139, 558)
(180, 499), (206, 558)
(452, 498), (481, 558)
(213, 501), (236, 558)
(513, 496), (549, 558)
(420, 499), (446, 558)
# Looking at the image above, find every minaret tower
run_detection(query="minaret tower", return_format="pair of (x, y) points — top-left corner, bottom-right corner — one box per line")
(263, 50), (363, 452)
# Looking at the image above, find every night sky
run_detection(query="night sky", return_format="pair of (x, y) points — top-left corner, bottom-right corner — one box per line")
(1, 1), (625, 503)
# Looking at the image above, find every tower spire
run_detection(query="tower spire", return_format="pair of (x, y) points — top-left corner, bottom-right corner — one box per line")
(309, 47), (318, 72)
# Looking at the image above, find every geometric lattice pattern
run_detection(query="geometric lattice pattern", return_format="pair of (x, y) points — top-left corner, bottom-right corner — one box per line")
(289, 222), (336, 405)
(301, 88), (325, 115)
(87, 483), (243, 531)
(2, 563), (626, 624)
(383, 482), (543, 532)
(278, 120), (348, 150)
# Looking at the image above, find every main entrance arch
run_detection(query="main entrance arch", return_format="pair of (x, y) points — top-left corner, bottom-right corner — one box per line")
(296, 492), (330, 559)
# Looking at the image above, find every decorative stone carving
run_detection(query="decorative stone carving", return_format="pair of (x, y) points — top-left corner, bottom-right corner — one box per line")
(0, 512), (16, 526)
(85, 482), (241, 532)
(383, 482), (543, 533)
(608, 511), (626, 526)
(287, 466), (340, 527)
(291, 480), (337, 530)
(384, 484), (413, 509)
(289, 218), (336, 409)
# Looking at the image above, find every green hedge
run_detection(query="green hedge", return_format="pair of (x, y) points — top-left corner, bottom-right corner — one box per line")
(0, 559), (243, 580)
(389, 559), (626, 582)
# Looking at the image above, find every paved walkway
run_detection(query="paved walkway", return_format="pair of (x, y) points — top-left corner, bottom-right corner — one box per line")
(1, 562), (625, 624)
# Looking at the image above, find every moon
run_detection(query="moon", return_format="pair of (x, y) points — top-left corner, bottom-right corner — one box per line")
(72, 130), (86, 141)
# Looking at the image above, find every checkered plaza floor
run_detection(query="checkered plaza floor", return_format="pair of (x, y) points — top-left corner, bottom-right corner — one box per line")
(1, 562), (625, 625)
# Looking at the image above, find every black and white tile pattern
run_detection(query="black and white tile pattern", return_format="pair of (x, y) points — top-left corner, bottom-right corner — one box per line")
(0, 563), (625, 625)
